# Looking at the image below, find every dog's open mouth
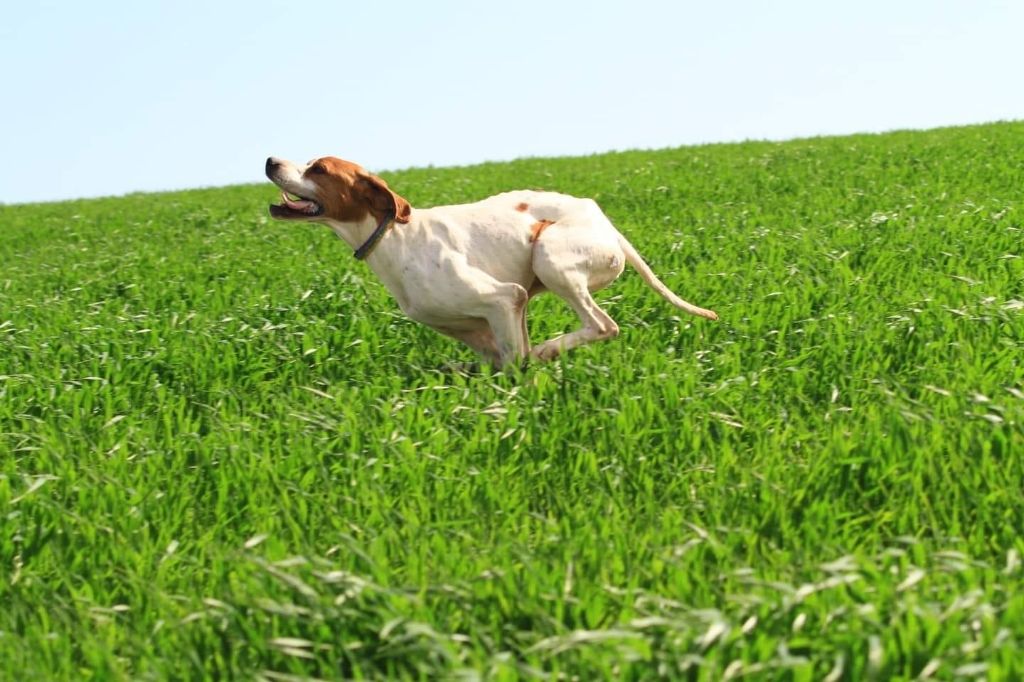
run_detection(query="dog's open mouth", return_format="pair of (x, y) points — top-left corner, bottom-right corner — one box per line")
(270, 192), (323, 219)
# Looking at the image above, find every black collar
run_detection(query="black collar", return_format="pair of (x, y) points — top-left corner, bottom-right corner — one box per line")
(353, 211), (396, 260)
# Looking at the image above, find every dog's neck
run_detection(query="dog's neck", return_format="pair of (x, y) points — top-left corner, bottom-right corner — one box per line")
(322, 214), (387, 256)
(320, 212), (413, 308)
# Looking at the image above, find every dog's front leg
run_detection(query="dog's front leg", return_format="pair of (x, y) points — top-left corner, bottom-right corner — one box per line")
(435, 326), (502, 366)
(476, 282), (530, 368)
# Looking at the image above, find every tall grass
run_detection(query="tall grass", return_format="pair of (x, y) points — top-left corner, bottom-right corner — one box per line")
(1, 122), (1023, 679)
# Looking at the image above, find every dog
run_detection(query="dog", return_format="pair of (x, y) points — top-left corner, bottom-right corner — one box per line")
(266, 156), (717, 367)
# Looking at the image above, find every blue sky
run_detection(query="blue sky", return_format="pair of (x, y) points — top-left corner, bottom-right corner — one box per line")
(3, 0), (1022, 204)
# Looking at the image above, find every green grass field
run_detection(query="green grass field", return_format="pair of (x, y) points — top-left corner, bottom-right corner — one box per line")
(2, 121), (1023, 680)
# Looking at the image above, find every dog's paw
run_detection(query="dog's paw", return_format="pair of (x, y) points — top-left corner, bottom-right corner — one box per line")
(530, 343), (561, 362)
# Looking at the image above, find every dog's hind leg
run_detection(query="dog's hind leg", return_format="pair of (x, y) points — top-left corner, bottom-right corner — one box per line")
(529, 277), (620, 361)
(528, 228), (625, 361)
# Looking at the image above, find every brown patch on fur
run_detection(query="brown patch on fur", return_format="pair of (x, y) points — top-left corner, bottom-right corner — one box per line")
(515, 202), (529, 212)
(530, 219), (555, 243)
(304, 156), (412, 225)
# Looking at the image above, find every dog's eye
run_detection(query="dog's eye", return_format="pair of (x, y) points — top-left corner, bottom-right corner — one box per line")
(307, 164), (325, 175)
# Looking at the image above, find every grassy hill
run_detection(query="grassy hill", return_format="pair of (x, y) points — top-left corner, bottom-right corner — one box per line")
(1, 122), (1023, 679)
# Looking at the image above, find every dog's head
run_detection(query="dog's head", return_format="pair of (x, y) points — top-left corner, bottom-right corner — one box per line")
(265, 156), (411, 225)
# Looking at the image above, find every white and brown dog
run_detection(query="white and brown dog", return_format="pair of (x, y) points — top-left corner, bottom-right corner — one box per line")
(266, 156), (717, 367)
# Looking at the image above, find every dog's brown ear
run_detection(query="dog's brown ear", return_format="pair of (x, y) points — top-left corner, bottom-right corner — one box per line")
(359, 173), (411, 224)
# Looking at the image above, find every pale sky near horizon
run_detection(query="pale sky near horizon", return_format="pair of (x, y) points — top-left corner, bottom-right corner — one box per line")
(2, 0), (1022, 204)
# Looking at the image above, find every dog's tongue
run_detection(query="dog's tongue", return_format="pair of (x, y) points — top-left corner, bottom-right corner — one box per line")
(281, 192), (315, 211)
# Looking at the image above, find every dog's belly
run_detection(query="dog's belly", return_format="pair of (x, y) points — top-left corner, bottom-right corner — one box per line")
(412, 312), (487, 331)
(395, 286), (502, 330)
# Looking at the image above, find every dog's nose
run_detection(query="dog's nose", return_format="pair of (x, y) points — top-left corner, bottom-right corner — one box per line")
(265, 157), (281, 175)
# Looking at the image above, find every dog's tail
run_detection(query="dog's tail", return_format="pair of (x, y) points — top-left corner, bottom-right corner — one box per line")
(617, 234), (719, 320)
